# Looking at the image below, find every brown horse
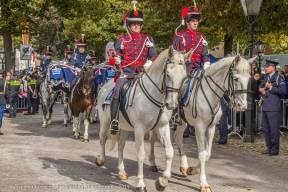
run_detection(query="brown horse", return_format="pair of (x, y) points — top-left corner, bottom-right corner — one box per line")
(69, 64), (96, 142)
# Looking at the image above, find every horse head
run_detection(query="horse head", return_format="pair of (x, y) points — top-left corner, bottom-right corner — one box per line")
(164, 46), (192, 110)
(79, 63), (95, 97)
(229, 55), (253, 111)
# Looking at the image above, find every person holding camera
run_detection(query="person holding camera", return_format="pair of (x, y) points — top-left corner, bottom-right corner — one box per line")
(259, 60), (286, 156)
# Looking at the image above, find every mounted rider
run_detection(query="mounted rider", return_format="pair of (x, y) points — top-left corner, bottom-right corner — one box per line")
(73, 34), (91, 70)
(36, 46), (53, 93)
(70, 34), (91, 88)
(64, 45), (75, 66)
(173, 2), (210, 74)
(109, 1), (158, 133)
(90, 51), (97, 66)
(172, 2), (210, 137)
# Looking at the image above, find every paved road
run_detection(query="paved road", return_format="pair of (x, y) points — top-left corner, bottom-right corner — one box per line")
(0, 103), (288, 192)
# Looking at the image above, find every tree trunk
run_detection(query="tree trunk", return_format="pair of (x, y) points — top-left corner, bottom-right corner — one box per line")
(1, 0), (15, 73)
(224, 35), (233, 56)
(2, 26), (15, 73)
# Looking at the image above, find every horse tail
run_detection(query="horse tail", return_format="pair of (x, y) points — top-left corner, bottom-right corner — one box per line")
(107, 132), (118, 152)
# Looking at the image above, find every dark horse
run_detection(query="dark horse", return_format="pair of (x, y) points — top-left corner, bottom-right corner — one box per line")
(69, 64), (96, 142)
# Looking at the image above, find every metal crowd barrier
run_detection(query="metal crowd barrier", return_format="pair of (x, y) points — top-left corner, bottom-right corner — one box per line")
(229, 99), (287, 140)
(17, 97), (28, 110)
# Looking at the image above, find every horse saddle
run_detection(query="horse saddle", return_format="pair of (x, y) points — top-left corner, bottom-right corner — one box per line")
(102, 78), (138, 110)
(180, 69), (203, 107)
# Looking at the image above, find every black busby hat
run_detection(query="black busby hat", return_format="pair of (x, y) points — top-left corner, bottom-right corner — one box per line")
(91, 51), (97, 60)
(44, 46), (52, 56)
(65, 45), (73, 55)
(0, 69), (4, 75)
(265, 59), (279, 67)
(123, 1), (143, 28)
(76, 34), (87, 47)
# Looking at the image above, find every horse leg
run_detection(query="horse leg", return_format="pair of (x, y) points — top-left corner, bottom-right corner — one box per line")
(117, 130), (130, 180)
(73, 115), (80, 139)
(47, 93), (57, 125)
(83, 105), (93, 142)
(174, 123), (192, 176)
(134, 128), (147, 191)
(195, 126), (211, 192)
(77, 113), (83, 136)
(148, 130), (158, 172)
(155, 124), (173, 191)
(41, 99), (48, 128)
(63, 94), (69, 127)
(95, 122), (110, 166)
(93, 104), (99, 123)
(205, 125), (216, 162)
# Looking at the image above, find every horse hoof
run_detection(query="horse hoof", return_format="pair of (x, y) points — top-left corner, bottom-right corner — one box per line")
(180, 167), (188, 176)
(95, 158), (104, 166)
(48, 121), (52, 125)
(42, 124), (47, 128)
(73, 136), (79, 140)
(200, 186), (212, 192)
(63, 124), (68, 127)
(83, 139), (89, 143)
(117, 173), (128, 180)
(111, 131), (117, 135)
(150, 166), (158, 172)
(187, 167), (193, 175)
(135, 187), (147, 192)
(155, 179), (166, 191)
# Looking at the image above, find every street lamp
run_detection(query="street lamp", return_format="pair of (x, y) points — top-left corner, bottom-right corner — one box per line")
(254, 40), (265, 70)
(240, 0), (263, 143)
(0, 48), (5, 70)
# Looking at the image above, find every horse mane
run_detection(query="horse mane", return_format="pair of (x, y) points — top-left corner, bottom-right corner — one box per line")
(145, 49), (169, 73)
(204, 55), (250, 77)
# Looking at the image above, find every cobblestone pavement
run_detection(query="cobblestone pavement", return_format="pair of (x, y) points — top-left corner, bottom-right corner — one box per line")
(0, 103), (288, 192)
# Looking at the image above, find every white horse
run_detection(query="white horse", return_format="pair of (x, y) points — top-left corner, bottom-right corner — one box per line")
(95, 46), (192, 192)
(147, 55), (253, 192)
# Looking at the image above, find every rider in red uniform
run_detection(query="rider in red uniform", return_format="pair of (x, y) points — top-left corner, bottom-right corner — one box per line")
(109, 3), (158, 133)
(172, 4), (211, 137)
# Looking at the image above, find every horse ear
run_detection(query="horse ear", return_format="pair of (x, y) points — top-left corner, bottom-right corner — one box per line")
(184, 49), (193, 61)
(234, 54), (241, 64)
(168, 45), (174, 58)
(247, 56), (257, 65)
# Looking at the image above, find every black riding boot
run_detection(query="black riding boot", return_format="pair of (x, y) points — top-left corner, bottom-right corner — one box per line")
(110, 97), (120, 134)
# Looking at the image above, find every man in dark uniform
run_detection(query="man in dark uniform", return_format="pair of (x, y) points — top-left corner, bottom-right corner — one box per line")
(172, 4), (210, 137)
(91, 51), (97, 66)
(70, 34), (91, 88)
(73, 34), (91, 70)
(6, 72), (21, 118)
(25, 74), (37, 115)
(64, 45), (75, 66)
(216, 93), (230, 145)
(109, 3), (158, 133)
(259, 60), (286, 156)
(0, 69), (7, 135)
(36, 46), (53, 93)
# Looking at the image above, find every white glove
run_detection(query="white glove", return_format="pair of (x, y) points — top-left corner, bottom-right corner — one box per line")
(115, 56), (121, 65)
(75, 68), (81, 73)
(203, 62), (210, 70)
(144, 60), (153, 70)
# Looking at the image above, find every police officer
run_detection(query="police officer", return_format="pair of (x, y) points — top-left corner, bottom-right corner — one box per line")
(91, 51), (97, 66)
(0, 69), (7, 135)
(25, 74), (37, 115)
(36, 46), (53, 93)
(65, 45), (75, 66)
(109, 2), (158, 133)
(73, 34), (91, 70)
(259, 60), (286, 156)
(6, 72), (21, 118)
(172, 3), (210, 137)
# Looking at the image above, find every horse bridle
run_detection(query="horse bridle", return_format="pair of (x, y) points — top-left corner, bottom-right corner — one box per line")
(139, 58), (183, 129)
(76, 67), (94, 98)
(205, 60), (248, 107)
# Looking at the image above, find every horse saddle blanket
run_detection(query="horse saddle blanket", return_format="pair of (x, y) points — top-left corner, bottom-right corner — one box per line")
(49, 64), (76, 87)
(94, 66), (116, 87)
(181, 69), (201, 107)
(102, 79), (137, 110)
